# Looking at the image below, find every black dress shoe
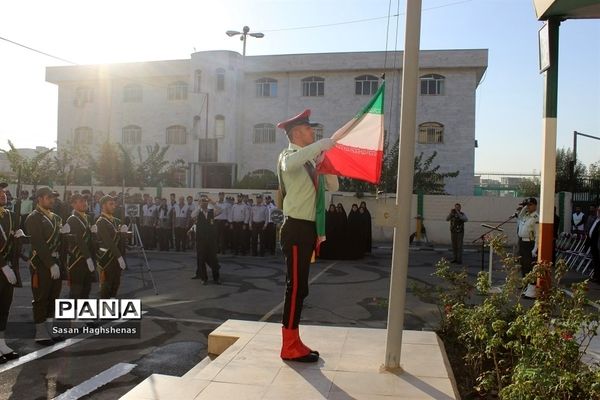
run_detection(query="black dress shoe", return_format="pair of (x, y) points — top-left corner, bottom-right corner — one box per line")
(0, 355), (7, 364)
(2, 351), (19, 361)
(283, 352), (319, 363)
(310, 350), (319, 357)
(191, 276), (201, 280)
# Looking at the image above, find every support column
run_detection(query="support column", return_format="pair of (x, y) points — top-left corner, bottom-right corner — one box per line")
(538, 18), (560, 265)
(384, 0), (422, 370)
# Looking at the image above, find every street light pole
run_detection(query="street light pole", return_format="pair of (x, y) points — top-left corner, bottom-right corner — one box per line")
(226, 26), (264, 56)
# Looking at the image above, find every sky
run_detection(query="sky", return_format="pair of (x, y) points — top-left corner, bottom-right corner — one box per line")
(0, 0), (598, 174)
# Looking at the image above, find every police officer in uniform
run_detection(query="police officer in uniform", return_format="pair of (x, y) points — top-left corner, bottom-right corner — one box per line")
(172, 197), (191, 252)
(516, 197), (539, 299)
(250, 195), (268, 256)
(141, 198), (157, 250)
(66, 194), (96, 299)
(231, 194), (249, 255)
(25, 187), (66, 345)
(190, 196), (222, 284)
(0, 188), (22, 360)
(95, 195), (127, 299)
(276, 109), (338, 362)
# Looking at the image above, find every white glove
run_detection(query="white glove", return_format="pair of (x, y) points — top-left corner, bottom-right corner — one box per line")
(86, 258), (95, 272)
(50, 264), (61, 280)
(531, 248), (538, 258)
(119, 224), (129, 233)
(1, 265), (17, 285)
(317, 138), (335, 151)
(60, 224), (71, 234)
(91, 225), (98, 233)
(14, 229), (25, 238)
(117, 256), (126, 270)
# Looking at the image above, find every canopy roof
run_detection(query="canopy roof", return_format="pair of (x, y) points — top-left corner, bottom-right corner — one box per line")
(534, 0), (600, 20)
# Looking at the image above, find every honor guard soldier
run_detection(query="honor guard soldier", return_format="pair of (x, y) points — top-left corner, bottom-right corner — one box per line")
(66, 194), (96, 299)
(94, 195), (127, 298)
(0, 188), (23, 361)
(516, 197), (539, 299)
(190, 196), (222, 284)
(25, 187), (67, 345)
(250, 194), (268, 256)
(276, 109), (338, 362)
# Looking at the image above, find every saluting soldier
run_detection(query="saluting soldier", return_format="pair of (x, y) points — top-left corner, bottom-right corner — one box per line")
(516, 197), (539, 299)
(0, 188), (22, 361)
(66, 194), (96, 299)
(190, 196), (222, 284)
(95, 195), (127, 299)
(25, 187), (67, 345)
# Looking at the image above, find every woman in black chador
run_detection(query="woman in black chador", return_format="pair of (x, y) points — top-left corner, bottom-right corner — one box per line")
(346, 203), (364, 259)
(359, 201), (372, 254)
(319, 204), (338, 259)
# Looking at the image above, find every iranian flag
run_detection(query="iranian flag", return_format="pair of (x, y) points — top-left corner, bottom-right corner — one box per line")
(316, 81), (385, 183)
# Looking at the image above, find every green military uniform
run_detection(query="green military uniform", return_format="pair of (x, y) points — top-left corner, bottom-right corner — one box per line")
(95, 213), (125, 298)
(0, 206), (17, 332)
(25, 206), (63, 324)
(66, 210), (95, 299)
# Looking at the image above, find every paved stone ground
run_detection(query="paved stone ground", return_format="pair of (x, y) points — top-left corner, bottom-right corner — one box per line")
(0, 244), (597, 400)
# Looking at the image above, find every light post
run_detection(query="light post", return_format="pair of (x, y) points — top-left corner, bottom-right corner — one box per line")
(225, 26), (264, 56)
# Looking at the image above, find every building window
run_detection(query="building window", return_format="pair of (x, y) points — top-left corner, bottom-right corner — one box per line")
(355, 75), (379, 95)
(302, 76), (324, 97)
(256, 78), (277, 97)
(420, 74), (445, 95)
(418, 122), (444, 144)
(216, 68), (225, 91)
(253, 123), (276, 144)
(122, 125), (142, 145)
(74, 86), (94, 107)
(199, 139), (218, 162)
(166, 125), (187, 145)
(168, 81), (188, 100)
(215, 115), (225, 138)
(74, 127), (93, 145)
(312, 124), (324, 140)
(194, 70), (202, 93)
(123, 84), (142, 103)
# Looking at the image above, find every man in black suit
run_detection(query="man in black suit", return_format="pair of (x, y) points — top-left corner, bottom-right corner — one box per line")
(190, 196), (221, 284)
(587, 205), (600, 284)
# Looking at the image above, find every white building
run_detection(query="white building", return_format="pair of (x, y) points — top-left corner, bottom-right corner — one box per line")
(46, 49), (487, 195)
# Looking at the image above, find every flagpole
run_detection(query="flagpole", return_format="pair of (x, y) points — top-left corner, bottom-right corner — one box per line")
(384, 0), (422, 370)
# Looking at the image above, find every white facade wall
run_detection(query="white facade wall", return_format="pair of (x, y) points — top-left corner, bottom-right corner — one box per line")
(46, 50), (487, 195)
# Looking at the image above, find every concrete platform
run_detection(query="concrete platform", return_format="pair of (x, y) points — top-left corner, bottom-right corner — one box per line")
(120, 320), (459, 399)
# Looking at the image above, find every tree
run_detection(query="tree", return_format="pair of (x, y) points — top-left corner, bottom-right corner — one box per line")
(555, 147), (586, 192)
(125, 144), (187, 187)
(91, 141), (123, 186)
(0, 140), (54, 185)
(413, 151), (459, 194)
(518, 177), (541, 197)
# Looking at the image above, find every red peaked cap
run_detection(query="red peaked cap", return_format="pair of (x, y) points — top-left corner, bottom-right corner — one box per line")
(276, 109), (320, 133)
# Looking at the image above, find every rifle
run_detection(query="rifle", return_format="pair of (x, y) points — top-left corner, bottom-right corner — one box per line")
(11, 166), (24, 287)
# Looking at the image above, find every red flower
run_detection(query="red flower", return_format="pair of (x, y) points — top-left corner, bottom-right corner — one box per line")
(561, 331), (574, 341)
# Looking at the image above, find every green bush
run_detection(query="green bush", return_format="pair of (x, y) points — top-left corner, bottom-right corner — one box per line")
(420, 236), (600, 399)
